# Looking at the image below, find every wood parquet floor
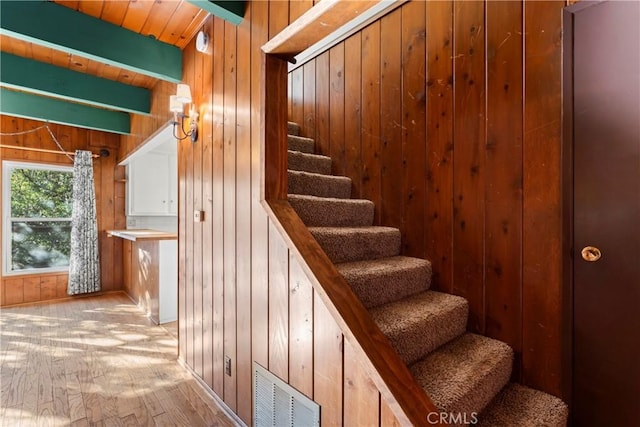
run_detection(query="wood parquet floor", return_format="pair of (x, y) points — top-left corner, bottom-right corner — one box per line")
(0, 292), (236, 427)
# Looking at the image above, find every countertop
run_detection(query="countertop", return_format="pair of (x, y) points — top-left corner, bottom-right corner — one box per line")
(107, 229), (177, 241)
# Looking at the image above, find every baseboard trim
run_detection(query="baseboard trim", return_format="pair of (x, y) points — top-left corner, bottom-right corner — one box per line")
(0, 289), (125, 308)
(176, 357), (247, 427)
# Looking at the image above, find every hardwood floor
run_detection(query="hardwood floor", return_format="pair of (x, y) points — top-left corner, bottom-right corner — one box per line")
(0, 292), (236, 426)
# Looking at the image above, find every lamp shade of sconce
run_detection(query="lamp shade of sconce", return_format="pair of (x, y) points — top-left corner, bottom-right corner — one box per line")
(176, 84), (192, 104)
(170, 84), (198, 143)
(169, 95), (183, 113)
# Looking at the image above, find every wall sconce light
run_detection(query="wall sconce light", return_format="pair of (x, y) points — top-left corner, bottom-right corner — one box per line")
(170, 84), (198, 143)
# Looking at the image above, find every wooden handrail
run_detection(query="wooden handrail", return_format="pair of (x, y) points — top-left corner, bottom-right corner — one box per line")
(261, 2), (444, 424)
(262, 0), (379, 60)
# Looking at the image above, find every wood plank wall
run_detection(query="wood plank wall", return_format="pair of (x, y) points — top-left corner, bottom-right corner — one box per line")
(0, 116), (124, 306)
(118, 1), (410, 425)
(288, 0), (566, 398)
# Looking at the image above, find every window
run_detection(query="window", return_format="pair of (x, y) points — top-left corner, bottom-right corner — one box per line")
(2, 161), (73, 275)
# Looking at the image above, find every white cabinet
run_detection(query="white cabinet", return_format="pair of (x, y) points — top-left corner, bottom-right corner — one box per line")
(127, 152), (177, 216)
(167, 154), (177, 215)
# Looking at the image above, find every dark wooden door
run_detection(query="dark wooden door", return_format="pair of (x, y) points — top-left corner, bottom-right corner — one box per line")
(566, 1), (640, 425)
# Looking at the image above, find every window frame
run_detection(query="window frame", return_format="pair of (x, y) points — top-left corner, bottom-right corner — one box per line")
(2, 160), (74, 276)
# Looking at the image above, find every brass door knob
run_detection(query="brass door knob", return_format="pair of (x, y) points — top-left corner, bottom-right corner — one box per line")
(581, 246), (602, 262)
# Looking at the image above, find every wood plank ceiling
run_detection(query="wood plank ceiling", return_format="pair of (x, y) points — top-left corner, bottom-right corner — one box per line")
(52, 0), (209, 50)
(2, 0), (209, 88)
(0, 0), (221, 134)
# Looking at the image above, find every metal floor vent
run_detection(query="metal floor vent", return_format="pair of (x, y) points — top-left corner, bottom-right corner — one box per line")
(254, 363), (320, 427)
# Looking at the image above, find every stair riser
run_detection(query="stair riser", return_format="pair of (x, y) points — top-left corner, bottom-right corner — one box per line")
(288, 172), (352, 199)
(288, 135), (315, 154)
(410, 334), (513, 424)
(339, 262), (432, 308)
(287, 122), (300, 136)
(310, 229), (400, 263)
(447, 359), (511, 427)
(381, 300), (468, 365)
(477, 383), (569, 427)
(289, 197), (374, 227)
(288, 151), (332, 175)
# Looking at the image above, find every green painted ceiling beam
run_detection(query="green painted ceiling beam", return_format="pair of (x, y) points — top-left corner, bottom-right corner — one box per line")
(187, 1), (246, 25)
(1, 89), (130, 135)
(0, 1), (181, 83)
(0, 53), (150, 115)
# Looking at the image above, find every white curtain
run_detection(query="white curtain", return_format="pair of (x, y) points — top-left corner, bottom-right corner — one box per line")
(67, 150), (101, 295)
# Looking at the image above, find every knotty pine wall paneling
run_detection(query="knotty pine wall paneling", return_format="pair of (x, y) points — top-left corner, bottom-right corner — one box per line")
(193, 21), (205, 383)
(379, 11), (404, 236)
(1, 117), (124, 306)
(249, 1), (269, 412)
(201, 16), (215, 392)
(288, 253), (314, 397)
(113, 1), (416, 425)
(451, 0), (486, 336)
(425, 1), (454, 295)
(401, 1), (427, 257)
(315, 51), (331, 164)
(184, 36), (196, 375)
(302, 60), (317, 140)
(344, 34), (363, 200)
(360, 21), (382, 222)
(313, 291), (345, 426)
(287, 0), (568, 398)
(329, 43), (346, 177)
(268, 221), (289, 382)
(485, 0), (524, 377)
(222, 19), (238, 412)
(522, 0), (565, 398)
(290, 66), (304, 131)
(177, 82), (189, 379)
(235, 10), (253, 422)
(211, 12), (226, 401)
(343, 339), (379, 426)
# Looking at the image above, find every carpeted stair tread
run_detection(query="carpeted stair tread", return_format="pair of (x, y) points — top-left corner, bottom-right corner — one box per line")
(288, 195), (374, 227)
(288, 170), (352, 199)
(410, 333), (513, 423)
(337, 256), (432, 308)
(288, 135), (315, 154)
(288, 150), (332, 175)
(309, 226), (400, 263)
(478, 383), (568, 427)
(287, 121), (300, 136)
(370, 291), (468, 365)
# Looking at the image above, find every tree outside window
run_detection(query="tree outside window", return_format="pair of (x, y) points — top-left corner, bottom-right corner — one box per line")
(3, 161), (73, 274)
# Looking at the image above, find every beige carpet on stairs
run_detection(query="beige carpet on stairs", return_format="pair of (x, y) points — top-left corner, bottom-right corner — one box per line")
(370, 291), (468, 365)
(285, 121), (568, 426)
(337, 256), (432, 309)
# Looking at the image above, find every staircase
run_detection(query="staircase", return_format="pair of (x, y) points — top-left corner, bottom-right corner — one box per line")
(285, 121), (568, 426)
